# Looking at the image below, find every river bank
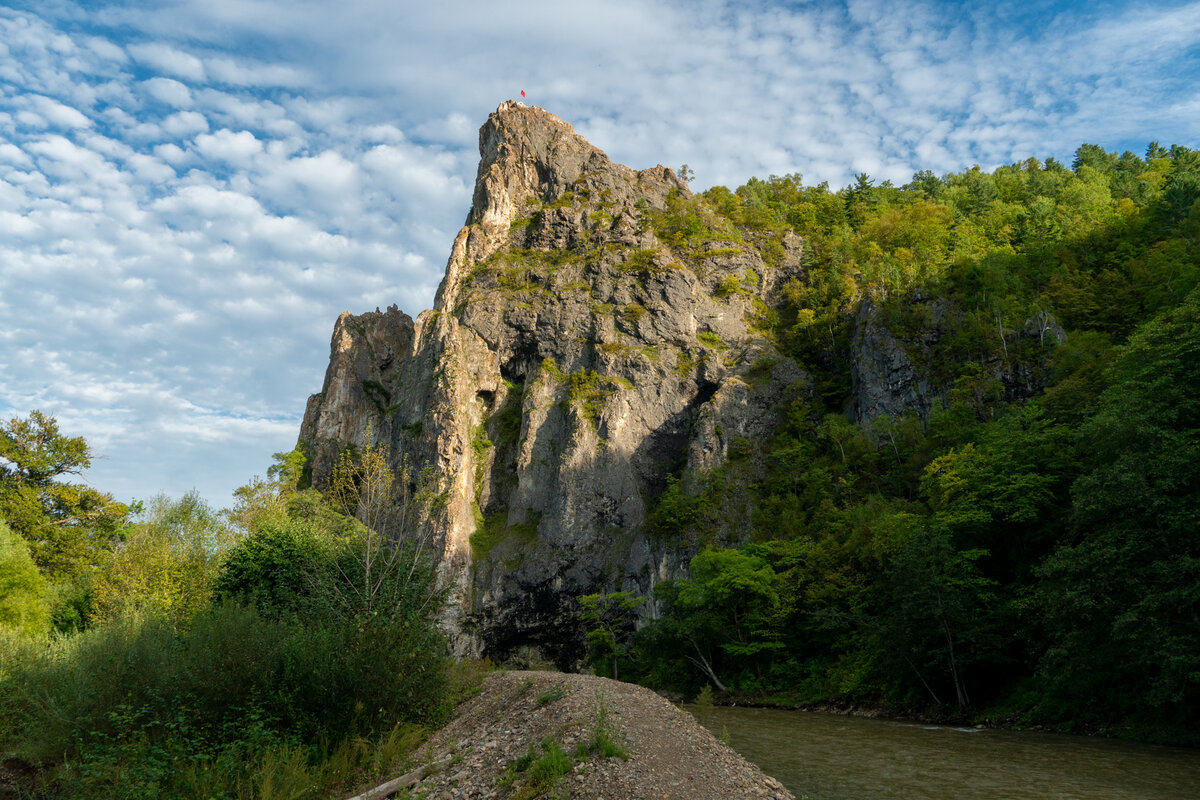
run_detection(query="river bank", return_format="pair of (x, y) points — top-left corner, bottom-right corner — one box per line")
(688, 704), (1200, 800)
(694, 689), (1185, 744)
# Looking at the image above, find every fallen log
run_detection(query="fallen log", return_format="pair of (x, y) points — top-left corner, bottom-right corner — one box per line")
(344, 755), (454, 800)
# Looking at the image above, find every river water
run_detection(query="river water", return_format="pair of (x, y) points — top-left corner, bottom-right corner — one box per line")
(687, 705), (1200, 799)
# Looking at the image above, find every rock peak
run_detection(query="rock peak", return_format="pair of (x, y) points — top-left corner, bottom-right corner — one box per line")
(301, 104), (767, 665)
(467, 101), (615, 231)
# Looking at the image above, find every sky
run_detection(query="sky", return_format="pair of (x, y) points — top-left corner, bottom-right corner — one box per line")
(1, 0), (1197, 510)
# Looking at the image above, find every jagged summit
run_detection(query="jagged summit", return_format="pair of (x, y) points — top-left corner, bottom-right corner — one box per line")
(468, 101), (686, 230)
(436, 102), (689, 310)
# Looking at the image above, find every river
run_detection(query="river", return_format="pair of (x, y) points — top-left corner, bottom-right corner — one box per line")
(687, 705), (1200, 799)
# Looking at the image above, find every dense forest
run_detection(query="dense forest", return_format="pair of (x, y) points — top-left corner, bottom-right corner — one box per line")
(587, 142), (1200, 744)
(1, 139), (1197, 797)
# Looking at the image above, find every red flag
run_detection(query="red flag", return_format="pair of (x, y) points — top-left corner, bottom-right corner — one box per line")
(520, 90), (526, 98)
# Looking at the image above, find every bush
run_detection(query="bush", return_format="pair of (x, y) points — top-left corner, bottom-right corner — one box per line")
(211, 518), (334, 617)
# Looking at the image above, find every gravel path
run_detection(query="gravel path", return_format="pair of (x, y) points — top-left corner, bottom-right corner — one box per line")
(402, 670), (794, 800)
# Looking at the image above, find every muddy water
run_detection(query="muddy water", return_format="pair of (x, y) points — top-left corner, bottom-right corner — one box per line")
(687, 705), (1200, 799)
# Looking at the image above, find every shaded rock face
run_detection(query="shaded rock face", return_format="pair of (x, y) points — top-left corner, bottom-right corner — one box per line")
(299, 102), (807, 666)
(851, 289), (1066, 422)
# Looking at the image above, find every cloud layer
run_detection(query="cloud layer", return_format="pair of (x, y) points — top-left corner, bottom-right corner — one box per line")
(1, 0), (1197, 506)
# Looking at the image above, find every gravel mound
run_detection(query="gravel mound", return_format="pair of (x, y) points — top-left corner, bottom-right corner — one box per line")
(405, 670), (793, 799)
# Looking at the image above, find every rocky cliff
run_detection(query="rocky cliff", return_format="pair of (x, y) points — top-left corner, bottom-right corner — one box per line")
(298, 102), (806, 665)
(297, 102), (1061, 666)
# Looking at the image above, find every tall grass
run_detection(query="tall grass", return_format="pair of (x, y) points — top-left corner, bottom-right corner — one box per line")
(0, 600), (449, 798)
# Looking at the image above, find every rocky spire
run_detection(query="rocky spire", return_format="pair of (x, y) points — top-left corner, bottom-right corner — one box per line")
(299, 102), (802, 666)
(435, 102), (688, 311)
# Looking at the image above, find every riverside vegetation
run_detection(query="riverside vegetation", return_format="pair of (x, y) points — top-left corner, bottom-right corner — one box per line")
(1, 129), (1198, 799)
(0, 430), (466, 798)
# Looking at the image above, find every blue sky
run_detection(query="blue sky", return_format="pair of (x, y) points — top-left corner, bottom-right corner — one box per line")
(1, 0), (1197, 510)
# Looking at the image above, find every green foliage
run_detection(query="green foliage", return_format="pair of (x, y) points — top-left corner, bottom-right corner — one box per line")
(536, 682), (566, 707)
(541, 357), (567, 382)
(360, 379), (392, 414)
(90, 492), (233, 628)
(648, 189), (741, 252)
(499, 697), (627, 800)
(581, 695), (629, 761)
(0, 518), (48, 636)
(0, 441), (452, 797)
(881, 527), (998, 709)
(492, 381), (525, 449)
(212, 516), (336, 615)
(674, 349), (697, 377)
(548, 190), (576, 209)
(1036, 286), (1200, 735)
(623, 248), (658, 272)
(500, 738), (573, 800)
(0, 603), (435, 797)
(579, 591), (642, 680)
(567, 369), (631, 426)
(715, 275), (741, 298)
(645, 474), (713, 539)
(637, 548), (781, 692)
(469, 510), (540, 561)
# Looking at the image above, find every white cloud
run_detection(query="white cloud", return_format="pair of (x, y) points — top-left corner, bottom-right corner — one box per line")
(192, 128), (262, 164)
(142, 77), (193, 107)
(204, 56), (308, 88)
(0, 143), (33, 167)
(128, 42), (206, 81)
(83, 35), (128, 64)
(152, 183), (263, 219)
(162, 110), (209, 137)
(25, 94), (92, 129)
(153, 142), (189, 165)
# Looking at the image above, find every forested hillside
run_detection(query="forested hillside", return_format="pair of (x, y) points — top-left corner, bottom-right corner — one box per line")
(594, 143), (1200, 742)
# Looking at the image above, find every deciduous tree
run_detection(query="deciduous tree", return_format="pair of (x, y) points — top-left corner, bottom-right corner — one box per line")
(0, 411), (128, 576)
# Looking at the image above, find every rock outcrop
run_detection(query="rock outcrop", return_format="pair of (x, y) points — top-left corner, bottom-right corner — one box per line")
(298, 102), (805, 665)
(297, 102), (1065, 665)
(851, 288), (1066, 422)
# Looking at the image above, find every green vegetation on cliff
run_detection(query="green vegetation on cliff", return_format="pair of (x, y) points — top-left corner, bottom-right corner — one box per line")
(594, 142), (1200, 743)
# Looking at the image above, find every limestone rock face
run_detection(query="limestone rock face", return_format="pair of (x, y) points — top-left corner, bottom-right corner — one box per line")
(298, 103), (806, 666)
